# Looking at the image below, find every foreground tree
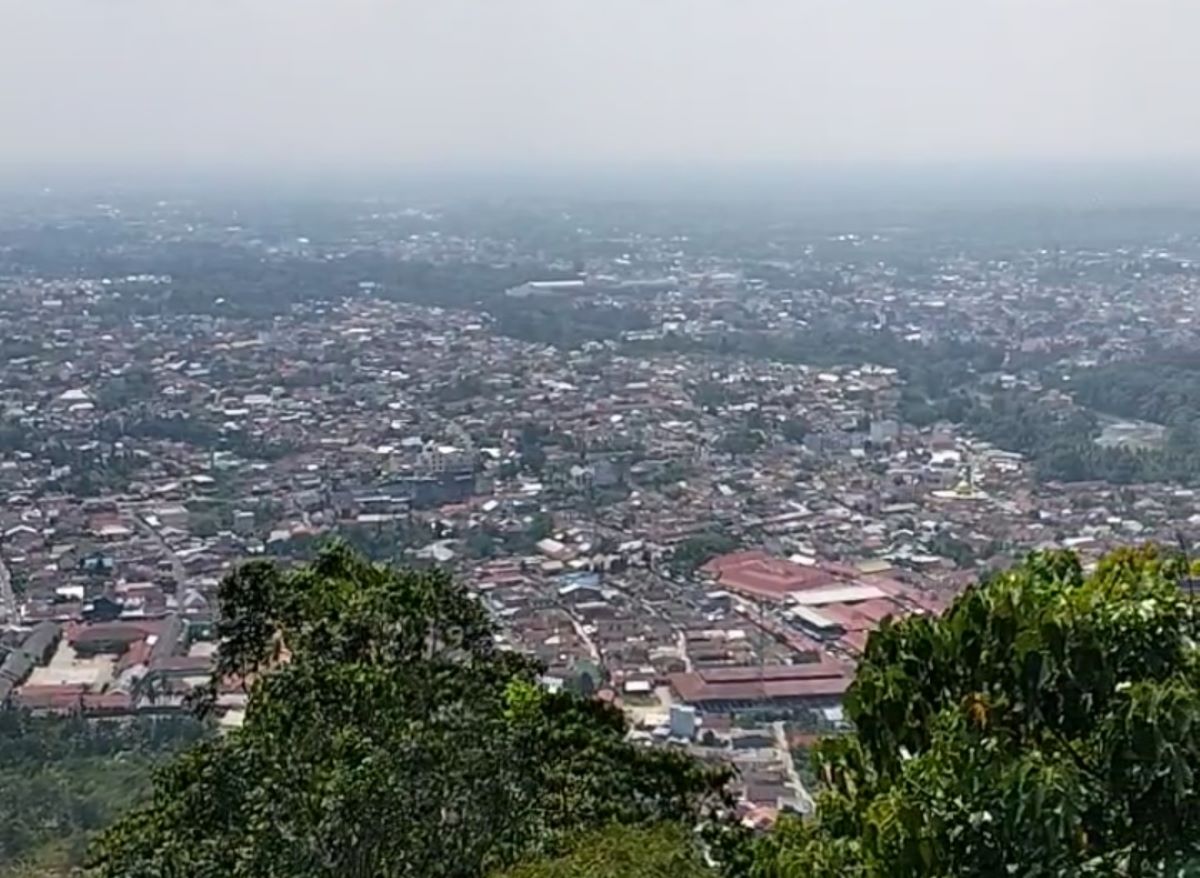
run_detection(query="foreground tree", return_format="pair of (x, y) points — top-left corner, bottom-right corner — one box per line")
(87, 544), (728, 878)
(750, 546), (1200, 877)
(492, 823), (716, 878)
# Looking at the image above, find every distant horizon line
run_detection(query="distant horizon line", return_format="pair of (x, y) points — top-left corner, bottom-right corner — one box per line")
(4, 155), (1200, 174)
(3, 157), (1200, 207)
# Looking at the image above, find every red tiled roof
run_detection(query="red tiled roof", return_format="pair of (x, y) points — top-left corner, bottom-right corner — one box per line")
(820, 598), (901, 632)
(853, 598), (902, 624)
(16, 683), (87, 697)
(861, 575), (907, 594)
(117, 639), (153, 673)
(700, 549), (771, 575)
(13, 684), (86, 711)
(701, 551), (836, 601)
(841, 630), (871, 655)
(905, 590), (947, 614)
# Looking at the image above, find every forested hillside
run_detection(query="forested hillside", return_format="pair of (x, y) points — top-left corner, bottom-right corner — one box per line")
(0, 714), (205, 875)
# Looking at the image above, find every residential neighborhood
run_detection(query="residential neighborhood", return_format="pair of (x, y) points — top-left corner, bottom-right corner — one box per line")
(3, 192), (1200, 825)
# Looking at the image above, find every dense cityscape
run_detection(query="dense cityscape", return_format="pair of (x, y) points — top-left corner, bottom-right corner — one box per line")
(6, 0), (1200, 871)
(3, 189), (1200, 867)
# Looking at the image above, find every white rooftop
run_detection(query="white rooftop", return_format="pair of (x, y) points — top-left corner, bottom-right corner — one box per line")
(790, 584), (887, 606)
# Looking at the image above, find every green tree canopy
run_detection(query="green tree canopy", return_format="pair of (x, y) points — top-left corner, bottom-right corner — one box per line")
(748, 546), (1200, 877)
(86, 544), (727, 878)
(0, 714), (205, 875)
(668, 532), (739, 577)
(493, 823), (716, 878)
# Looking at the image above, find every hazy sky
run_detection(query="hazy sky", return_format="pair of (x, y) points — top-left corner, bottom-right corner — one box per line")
(3, 0), (1198, 172)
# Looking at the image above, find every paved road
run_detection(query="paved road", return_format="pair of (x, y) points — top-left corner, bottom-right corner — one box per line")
(0, 556), (17, 623)
(561, 604), (602, 664)
(675, 629), (693, 672)
(774, 720), (815, 815)
(135, 514), (185, 585)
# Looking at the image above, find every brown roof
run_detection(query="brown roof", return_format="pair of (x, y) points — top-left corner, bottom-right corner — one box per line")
(151, 655), (213, 674)
(25, 601), (82, 621)
(16, 683), (87, 697)
(69, 620), (163, 647)
(81, 691), (134, 713)
(669, 662), (853, 705)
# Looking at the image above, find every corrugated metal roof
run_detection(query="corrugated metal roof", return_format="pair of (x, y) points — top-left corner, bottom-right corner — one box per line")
(789, 606), (840, 631)
(0, 651), (32, 684)
(789, 584), (887, 606)
(20, 621), (60, 661)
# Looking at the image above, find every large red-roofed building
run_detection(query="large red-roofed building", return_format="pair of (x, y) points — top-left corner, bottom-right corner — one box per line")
(669, 662), (853, 712)
(700, 551), (837, 602)
(702, 550), (943, 660)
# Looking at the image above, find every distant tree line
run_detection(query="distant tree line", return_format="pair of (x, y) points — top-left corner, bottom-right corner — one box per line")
(492, 301), (654, 349)
(908, 390), (1200, 485)
(667, 532), (740, 577)
(0, 714), (205, 873)
(1067, 353), (1200, 427)
(629, 325), (1004, 402)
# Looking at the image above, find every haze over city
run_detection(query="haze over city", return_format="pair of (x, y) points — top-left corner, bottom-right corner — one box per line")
(3, 0), (1199, 174)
